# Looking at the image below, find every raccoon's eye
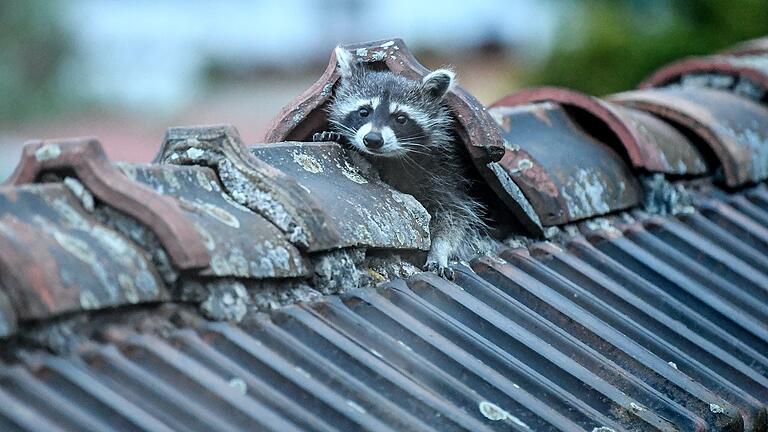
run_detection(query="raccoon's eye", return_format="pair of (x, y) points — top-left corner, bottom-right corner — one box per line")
(358, 107), (370, 117)
(395, 114), (408, 124)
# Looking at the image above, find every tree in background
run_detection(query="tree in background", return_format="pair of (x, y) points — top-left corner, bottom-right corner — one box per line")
(0, 1), (72, 123)
(527, 0), (768, 95)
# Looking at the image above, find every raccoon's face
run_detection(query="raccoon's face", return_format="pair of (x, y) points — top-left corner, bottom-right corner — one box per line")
(328, 47), (455, 158)
(334, 96), (432, 156)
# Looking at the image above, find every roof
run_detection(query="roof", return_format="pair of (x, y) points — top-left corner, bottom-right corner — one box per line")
(1, 37), (768, 431)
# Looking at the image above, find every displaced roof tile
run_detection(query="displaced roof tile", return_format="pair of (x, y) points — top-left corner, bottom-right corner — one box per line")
(262, 38), (505, 165)
(487, 100), (642, 225)
(261, 39), (531, 235)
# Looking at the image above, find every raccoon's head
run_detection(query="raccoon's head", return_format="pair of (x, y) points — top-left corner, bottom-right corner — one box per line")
(327, 47), (455, 157)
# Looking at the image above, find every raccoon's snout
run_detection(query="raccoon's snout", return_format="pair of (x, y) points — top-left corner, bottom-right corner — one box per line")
(363, 132), (384, 150)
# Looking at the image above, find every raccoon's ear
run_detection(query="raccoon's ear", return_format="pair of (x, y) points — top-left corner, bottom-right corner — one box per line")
(335, 47), (356, 79)
(421, 69), (455, 100)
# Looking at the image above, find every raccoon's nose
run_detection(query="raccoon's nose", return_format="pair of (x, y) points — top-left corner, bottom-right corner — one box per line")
(363, 132), (384, 150)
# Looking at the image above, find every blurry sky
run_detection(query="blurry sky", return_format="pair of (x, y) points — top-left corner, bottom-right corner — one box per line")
(0, 0), (765, 181)
(0, 0), (561, 180)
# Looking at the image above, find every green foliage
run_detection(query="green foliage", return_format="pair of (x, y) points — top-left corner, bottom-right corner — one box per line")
(527, 0), (768, 95)
(0, 1), (73, 123)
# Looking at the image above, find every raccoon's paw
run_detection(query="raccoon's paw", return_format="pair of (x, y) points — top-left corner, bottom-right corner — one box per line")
(424, 260), (455, 281)
(312, 131), (342, 143)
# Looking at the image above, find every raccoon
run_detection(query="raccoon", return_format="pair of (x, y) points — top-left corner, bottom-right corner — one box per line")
(313, 47), (489, 279)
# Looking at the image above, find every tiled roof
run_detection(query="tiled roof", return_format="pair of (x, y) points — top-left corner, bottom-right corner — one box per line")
(1, 37), (768, 431)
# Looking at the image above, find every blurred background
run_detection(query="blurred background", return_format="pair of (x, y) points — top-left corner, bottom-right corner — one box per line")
(1, 0), (766, 181)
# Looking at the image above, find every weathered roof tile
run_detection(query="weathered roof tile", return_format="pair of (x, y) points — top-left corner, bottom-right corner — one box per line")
(118, 163), (309, 279)
(640, 55), (768, 101)
(611, 87), (768, 187)
(492, 86), (709, 175)
(252, 142), (431, 251)
(156, 124), (342, 252)
(487, 100), (642, 225)
(5, 137), (210, 270)
(0, 184), (169, 320)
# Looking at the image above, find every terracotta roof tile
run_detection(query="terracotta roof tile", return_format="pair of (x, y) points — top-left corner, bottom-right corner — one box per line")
(611, 87), (768, 187)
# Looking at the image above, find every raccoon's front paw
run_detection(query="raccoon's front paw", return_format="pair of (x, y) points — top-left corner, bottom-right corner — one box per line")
(312, 131), (342, 143)
(424, 260), (455, 281)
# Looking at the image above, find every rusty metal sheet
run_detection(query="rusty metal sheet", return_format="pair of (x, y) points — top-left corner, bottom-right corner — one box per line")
(722, 37), (768, 57)
(261, 38), (504, 166)
(117, 163), (309, 279)
(611, 87), (768, 187)
(492, 86), (708, 175)
(639, 55), (768, 100)
(155, 124), (343, 253)
(0, 184), (168, 320)
(486, 101), (642, 225)
(4, 137), (210, 270)
(250, 142), (431, 251)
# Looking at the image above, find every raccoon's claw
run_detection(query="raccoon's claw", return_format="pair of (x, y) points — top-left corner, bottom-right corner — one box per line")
(312, 131), (342, 143)
(424, 261), (455, 281)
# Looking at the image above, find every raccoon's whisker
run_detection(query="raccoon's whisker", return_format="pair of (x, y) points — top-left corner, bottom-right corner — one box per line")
(402, 149), (431, 156)
(398, 131), (428, 138)
(327, 120), (357, 133)
(399, 142), (430, 148)
(400, 148), (431, 156)
(400, 143), (433, 155)
(400, 140), (430, 149)
(327, 119), (353, 129)
(327, 120), (358, 135)
(398, 134), (429, 142)
(402, 144), (431, 151)
(405, 151), (431, 157)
